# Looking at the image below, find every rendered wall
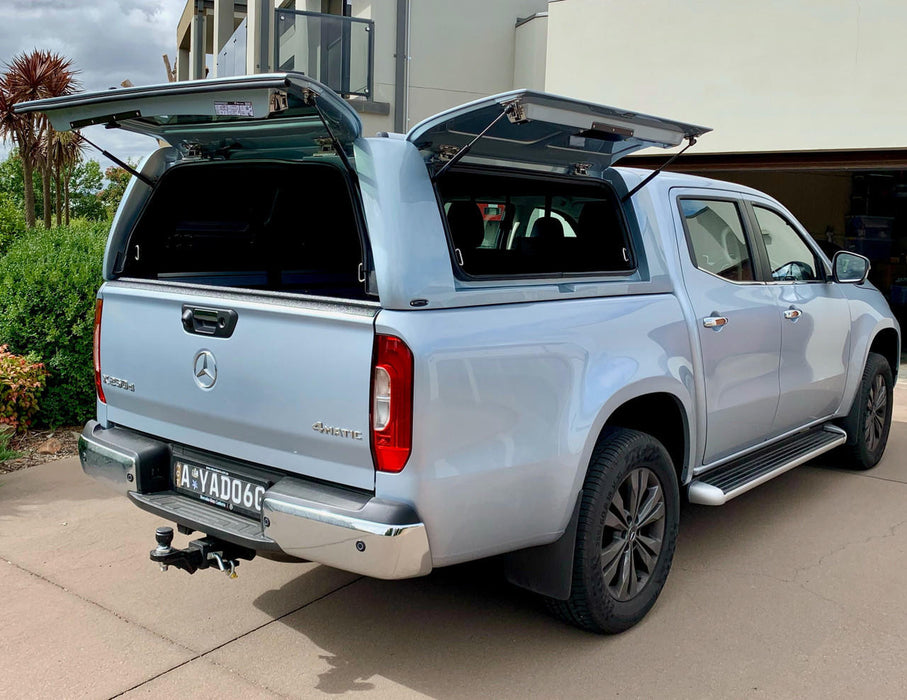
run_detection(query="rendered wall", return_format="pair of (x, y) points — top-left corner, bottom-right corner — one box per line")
(404, 0), (548, 132)
(545, 0), (907, 153)
(514, 14), (549, 91)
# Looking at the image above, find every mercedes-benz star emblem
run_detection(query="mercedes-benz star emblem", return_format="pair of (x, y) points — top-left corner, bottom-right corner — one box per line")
(193, 350), (217, 389)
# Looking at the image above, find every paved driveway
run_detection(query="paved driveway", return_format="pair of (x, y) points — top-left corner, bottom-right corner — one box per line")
(3, 387), (907, 699)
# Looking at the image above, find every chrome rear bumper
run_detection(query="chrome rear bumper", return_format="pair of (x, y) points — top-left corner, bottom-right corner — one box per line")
(78, 421), (432, 579)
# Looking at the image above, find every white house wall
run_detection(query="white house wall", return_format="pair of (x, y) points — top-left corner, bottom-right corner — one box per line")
(545, 0), (907, 153)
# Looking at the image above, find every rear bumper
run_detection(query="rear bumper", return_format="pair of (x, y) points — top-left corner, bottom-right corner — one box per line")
(78, 421), (432, 579)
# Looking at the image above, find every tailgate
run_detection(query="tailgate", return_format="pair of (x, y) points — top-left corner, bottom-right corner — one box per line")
(98, 281), (378, 490)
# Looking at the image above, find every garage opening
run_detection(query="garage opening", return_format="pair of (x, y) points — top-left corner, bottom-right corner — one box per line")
(625, 149), (907, 323)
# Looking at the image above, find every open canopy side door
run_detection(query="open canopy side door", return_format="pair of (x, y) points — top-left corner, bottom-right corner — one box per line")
(407, 89), (710, 174)
(15, 73), (362, 158)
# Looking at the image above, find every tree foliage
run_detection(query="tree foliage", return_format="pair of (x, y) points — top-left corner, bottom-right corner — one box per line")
(0, 50), (80, 228)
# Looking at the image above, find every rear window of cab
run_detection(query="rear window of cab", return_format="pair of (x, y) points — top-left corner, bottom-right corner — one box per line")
(436, 170), (635, 279)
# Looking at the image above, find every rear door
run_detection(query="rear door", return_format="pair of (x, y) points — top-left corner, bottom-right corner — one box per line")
(673, 191), (782, 464)
(99, 282), (379, 490)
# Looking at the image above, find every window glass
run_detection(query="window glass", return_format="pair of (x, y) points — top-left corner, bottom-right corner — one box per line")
(754, 206), (819, 281)
(681, 199), (753, 282)
(437, 172), (632, 277)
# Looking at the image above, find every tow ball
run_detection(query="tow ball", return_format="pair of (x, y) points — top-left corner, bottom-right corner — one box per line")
(150, 526), (255, 578)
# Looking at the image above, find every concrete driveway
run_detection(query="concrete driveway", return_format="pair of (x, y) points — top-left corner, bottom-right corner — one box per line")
(3, 389), (907, 699)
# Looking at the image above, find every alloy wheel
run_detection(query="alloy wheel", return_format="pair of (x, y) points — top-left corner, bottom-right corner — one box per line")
(601, 467), (666, 601)
(864, 373), (888, 453)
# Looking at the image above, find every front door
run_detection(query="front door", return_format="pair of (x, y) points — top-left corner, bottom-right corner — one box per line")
(748, 203), (851, 432)
(674, 193), (782, 464)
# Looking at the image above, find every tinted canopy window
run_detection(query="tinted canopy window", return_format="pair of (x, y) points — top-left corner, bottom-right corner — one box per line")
(120, 161), (368, 299)
(436, 171), (633, 277)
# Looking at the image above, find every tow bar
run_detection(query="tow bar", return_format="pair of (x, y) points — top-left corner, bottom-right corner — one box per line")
(150, 526), (255, 578)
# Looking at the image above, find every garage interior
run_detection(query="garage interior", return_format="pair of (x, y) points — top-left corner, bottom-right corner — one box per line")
(626, 150), (907, 319)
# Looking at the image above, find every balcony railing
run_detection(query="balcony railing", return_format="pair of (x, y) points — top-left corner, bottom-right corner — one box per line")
(275, 9), (374, 99)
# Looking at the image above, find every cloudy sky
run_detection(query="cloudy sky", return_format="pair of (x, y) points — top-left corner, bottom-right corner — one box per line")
(1, 0), (186, 162)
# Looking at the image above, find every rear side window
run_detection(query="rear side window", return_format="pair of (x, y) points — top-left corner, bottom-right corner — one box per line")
(680, 199), (754, 282)
(120, 161), (368, 299)
(436, 171), (633, 277)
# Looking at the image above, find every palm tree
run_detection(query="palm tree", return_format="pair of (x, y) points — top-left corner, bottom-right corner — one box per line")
(48, 130), (84, 226)
(0, 80), (38, 228)
(1, 50), (79, 228)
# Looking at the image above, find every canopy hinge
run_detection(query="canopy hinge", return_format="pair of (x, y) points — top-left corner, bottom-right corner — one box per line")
(432, 98), (527, 180)
(301, 88), (317, 106)
(437, 144), (460, 162)
(504, 98), (527, 124)
(315, 137), (335, 153)
(269, 89), (289, 114)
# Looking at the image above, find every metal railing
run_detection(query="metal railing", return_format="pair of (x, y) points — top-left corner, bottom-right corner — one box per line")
(274, 9), (374, 99)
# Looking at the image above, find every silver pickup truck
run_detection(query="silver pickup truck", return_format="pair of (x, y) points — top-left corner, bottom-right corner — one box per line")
(22, 74), (899, 633)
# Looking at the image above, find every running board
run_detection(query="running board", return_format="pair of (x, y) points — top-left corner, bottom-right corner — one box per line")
(688, 425), (847, 506)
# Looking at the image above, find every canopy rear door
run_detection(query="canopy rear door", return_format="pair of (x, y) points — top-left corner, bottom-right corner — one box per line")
(15, 73), (361, 157)
(407, 89), (710, 172)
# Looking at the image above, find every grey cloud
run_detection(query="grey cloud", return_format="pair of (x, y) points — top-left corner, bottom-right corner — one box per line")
(2, 0), (184, 159)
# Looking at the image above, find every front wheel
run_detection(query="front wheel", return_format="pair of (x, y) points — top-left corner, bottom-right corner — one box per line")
(839, 352), (894, 470)
(548, 428), (679, 634)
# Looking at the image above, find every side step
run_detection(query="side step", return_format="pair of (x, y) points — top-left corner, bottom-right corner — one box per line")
(688, 424), (847, 506)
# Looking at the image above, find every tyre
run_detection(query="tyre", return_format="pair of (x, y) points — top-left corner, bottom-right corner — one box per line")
(549, 427), (679, 634)
(839, 352), (894, 470)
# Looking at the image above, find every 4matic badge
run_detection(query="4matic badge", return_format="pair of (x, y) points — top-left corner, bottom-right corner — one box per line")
(312, 421), (363, 440)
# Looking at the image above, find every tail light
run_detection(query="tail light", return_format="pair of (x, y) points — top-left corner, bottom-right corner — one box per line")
(93, 298), (106, 404)
(371, 334), (413, 473)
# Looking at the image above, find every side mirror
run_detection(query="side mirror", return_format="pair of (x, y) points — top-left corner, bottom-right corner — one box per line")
(832, 251), (870, 284)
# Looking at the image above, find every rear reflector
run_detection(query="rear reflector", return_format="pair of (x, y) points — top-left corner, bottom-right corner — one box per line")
(371, 334), (413, 473)
(93, 298), (106, 404)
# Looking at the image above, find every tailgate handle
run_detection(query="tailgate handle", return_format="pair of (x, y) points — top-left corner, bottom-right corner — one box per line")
(181, 305), (238, 338)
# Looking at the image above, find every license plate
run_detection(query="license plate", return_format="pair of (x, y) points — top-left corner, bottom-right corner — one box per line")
(173, 459), (267, 519)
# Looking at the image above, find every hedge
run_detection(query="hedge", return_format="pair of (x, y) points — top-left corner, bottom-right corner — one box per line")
(0, 220), (107, 427)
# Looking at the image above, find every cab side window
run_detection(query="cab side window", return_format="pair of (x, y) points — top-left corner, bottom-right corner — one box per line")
(753, 206), (820, 282)
(680, 199), (754, 282)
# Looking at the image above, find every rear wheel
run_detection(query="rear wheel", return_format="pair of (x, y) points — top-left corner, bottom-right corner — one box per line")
(839, 352), (893, 470)
(549, 428), (679, 634)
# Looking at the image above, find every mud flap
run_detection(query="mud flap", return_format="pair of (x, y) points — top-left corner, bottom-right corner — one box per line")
(503, 490), (582, 600)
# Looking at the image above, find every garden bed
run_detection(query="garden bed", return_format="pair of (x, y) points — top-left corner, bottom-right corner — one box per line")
(0, 427), (80, 474)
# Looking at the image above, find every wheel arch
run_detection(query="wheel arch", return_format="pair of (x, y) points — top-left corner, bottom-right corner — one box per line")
(869, 326), (900, 380)
(600, 391), (690, 486)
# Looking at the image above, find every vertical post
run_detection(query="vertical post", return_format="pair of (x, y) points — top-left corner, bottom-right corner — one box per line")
(340, 0), (352, 97)
(177, 48), (190, 81)
(246, 0), (272, 75)
(189, 0), (206, 80)
(393, 0), (409, 132)
(213, 0), (234, 77)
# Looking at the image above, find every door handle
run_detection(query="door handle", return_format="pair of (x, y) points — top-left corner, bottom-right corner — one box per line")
(703, 316), (728, 329)
(783, 307), (802, 321)
(181, 305), (238, 338)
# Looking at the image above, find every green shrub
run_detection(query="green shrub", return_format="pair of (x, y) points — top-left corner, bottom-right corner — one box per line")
(0, 219), (108, 427)
(0, 345), (47, 432)
(0, 425), (20, 462)
(0, 193), (27, 255)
